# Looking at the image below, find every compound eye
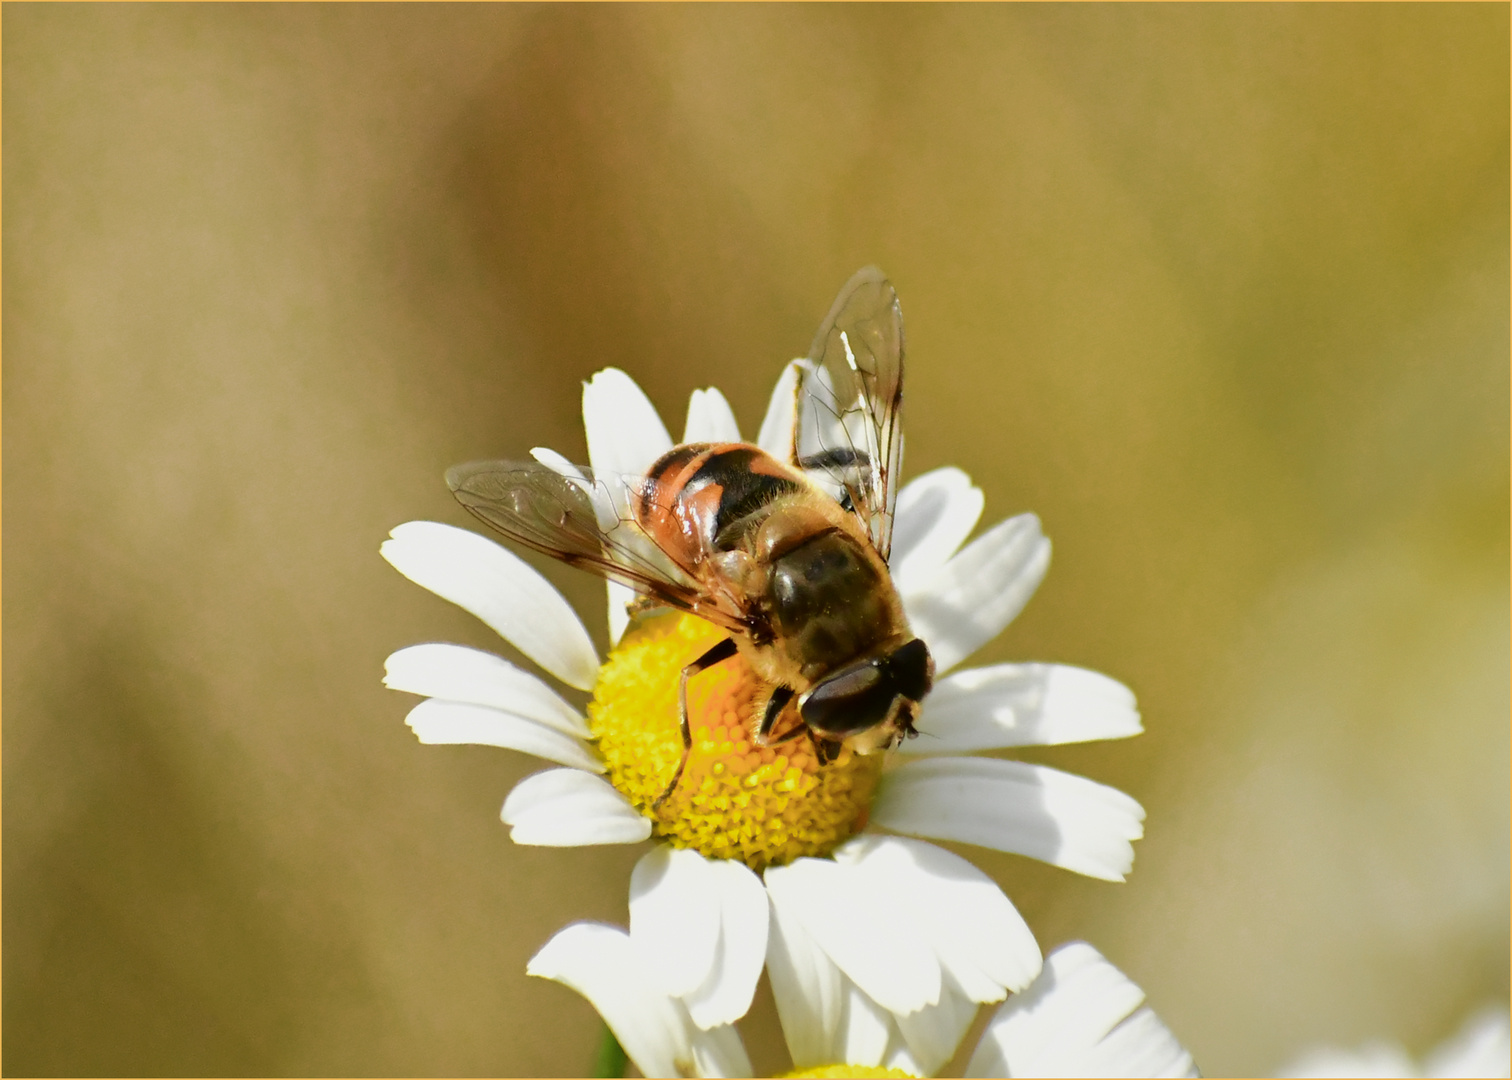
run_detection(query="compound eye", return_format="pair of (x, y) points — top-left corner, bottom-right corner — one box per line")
(886, 638), (933, 701)
(799, 659), (896, 738)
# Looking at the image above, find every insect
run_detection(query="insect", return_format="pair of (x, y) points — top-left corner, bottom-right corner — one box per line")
(447, 267), (933, 807)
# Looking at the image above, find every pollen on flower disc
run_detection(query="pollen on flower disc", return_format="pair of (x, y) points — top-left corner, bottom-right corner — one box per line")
(588, 613), (883, 871)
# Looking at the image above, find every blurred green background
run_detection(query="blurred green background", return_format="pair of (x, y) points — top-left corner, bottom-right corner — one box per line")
(4, 5), (1507, 1076)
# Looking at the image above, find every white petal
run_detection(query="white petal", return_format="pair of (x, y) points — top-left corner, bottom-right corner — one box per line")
(1426, 1006), (1512, 1078)
(682, 858), (770, 1029)
(788, 362), (873, 508)
(691, 1024), (754, 1079)
(404, 699), (603, 773)
(845, 836), (1041, 1002)
(381, 522), (599, 690)
(530, 445), (589, 482)
(872, 757), (1145, 882)
(766, 856), (941, 1018)
(684, 387), (742, 444)
(1088, 1007), (1203, 1079)
(581, 370), (675, 644)
(766, 889), (846, 1069)
(1280, 1043), (1417, 1078)
(884, 1039), (928, 1078)
(896, 976), (982, 1076)
(838, 977), (896, 1068)
(902, 663), (1141, 755)
(606, 580), (634, 647)
(532, 447), (638, 646)
(500, 769), (649, 846)
(756, 360), (803, 461)
(765, 847), (941, 1016)
(527, 923), (698, 1080)
(631, 847), (723, 1000)
(966, 942), (1197, 1079)
(578, 372), (675, 539)
(530, 446), (640, 647)
(531, 443), (620, 537)
(1281, 1006), (1512, 1080)
(384, 644), (587, 737)
(889, 468), (985, 592)
(582, 368), (674, 476)
(534, 444), (628, 542)
(902, 513), (1051, 675)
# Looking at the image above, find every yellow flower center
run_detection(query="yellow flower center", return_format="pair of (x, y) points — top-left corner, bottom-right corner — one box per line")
(778, 1067), (919, 1078)
(588, 612), (883, 870)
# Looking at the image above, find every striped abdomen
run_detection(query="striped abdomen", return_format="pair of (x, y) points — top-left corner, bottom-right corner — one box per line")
(635, 443), (804, 569)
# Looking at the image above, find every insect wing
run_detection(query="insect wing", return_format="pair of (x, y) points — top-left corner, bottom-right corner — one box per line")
(796, 266), (905, 560)
(445, 459), (749, 633)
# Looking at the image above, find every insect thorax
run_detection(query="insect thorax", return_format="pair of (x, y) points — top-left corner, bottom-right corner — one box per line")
(763, 528), (901, 683)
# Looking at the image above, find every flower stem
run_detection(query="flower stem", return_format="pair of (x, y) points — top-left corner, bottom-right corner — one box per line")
(593, 1021), (628, 1078)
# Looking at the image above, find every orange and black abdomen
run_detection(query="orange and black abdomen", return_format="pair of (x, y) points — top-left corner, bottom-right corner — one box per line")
(636, 443), (803, 567)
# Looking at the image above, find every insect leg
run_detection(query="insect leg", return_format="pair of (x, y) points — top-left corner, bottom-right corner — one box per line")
(653, 637), (739, 810)
(762, 723), (810, 749)
(810, 733), (840, 766)
(753, 686), (797, 747)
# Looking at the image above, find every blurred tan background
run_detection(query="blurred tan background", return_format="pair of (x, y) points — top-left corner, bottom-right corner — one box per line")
(4, 5), (1507, 1076)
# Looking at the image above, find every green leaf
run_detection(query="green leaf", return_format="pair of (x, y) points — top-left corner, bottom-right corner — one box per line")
(593, 1021), (628, 1078)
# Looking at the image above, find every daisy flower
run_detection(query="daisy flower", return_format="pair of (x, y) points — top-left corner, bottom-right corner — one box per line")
(529, 920), (1198, 1079)
(382, 365), (1146, 1039)
(1278, 1005), (1510, 1079)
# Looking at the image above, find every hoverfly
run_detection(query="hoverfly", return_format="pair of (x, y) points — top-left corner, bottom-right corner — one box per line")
(447, 267), (933, 806)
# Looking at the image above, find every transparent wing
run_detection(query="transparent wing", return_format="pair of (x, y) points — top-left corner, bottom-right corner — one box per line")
(793, 266), (906, 561)
(445, 458), (751, 634)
